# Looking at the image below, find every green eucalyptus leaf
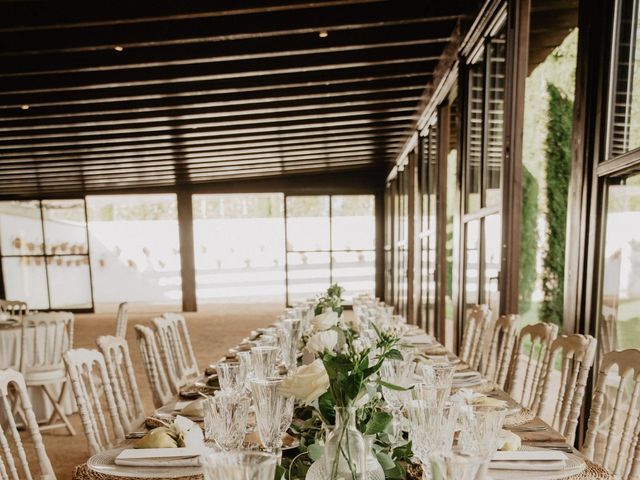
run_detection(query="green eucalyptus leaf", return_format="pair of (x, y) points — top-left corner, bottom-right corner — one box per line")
(392, 440), (413, 461)
(308, 443), (325, 461)
(377, 379), (411, 391)
(273, 464), (286, 480)
(375, 451), (396, 471)
(364, 410), (393, 435)
(384, 462), (406, 479)
(385, 348), (404, 361)
(318, 391), (335, 425)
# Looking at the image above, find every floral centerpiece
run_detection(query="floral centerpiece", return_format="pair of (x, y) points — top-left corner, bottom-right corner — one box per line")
(279, 285), (409, 480)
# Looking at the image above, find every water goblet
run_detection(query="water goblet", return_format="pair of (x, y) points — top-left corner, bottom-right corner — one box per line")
(428, 449), (483, 480)
(457, 405), (508, 479)
(201, 451), (278, 480)
(203, 392), (251, 451)
(418, 363), (455, 408)
(217, 361), (246, 395)
(251, 346), (278, 379)
(250, 377), (292, 457)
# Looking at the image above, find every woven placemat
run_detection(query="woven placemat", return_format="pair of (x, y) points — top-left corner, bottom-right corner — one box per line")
(72, 463), (204, 480)
(566, 460), (614, 480)
(503, 407), (536, 428)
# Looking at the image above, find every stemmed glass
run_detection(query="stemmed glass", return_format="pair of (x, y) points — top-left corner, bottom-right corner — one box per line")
(380, 358), (415, 443)
(250, 346), (278, 379)
(280, 318), (302, 369)
(407, 401), (459, 480)
(250, 377), (293, 458)
(203, 391), (251, 451)
(201, 451), (278, 480)
(428, 450), (483, 480)
(417, 363), (456, 408)
(217, 362), (246, 395)
(457, 405), (508, 479)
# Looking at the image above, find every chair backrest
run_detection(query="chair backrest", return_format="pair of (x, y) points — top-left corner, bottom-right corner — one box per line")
(0, 369), (56, 480)
(583, 349), (640, 479)
(64, 348), (124, 455)
(507, 322), (558, 409)
(0, 300), (28, 323)
(153, 313), (199, 388)
(598, 313), (618, 356)
(459, 304), (492, 370)
(96, 335), (145, 434)
(481, 314), (519, 389)
(115, 302), (129, 339)
(535, 334), (597, 445)
(21, 311), (74, 374)
(134, 324), (174, 408)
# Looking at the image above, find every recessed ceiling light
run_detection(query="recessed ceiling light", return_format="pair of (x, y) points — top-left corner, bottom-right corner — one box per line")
(319, 30), (329, 38)
(114, 46), (124, 52)
(20, 105), (29, 110)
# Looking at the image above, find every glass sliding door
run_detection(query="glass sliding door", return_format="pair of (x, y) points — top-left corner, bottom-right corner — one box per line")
(285, 194), (375, 305)
(0, 199), (92, 310)
(192, 193), (285, 306)
(461, 27), (507, 322)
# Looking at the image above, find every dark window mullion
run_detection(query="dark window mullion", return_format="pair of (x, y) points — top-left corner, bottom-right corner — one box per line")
(39, 200), (52, 310)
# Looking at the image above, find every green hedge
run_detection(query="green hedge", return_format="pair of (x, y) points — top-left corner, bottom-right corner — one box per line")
(540, 83), (573, 326)
(519, 167), (539, 313)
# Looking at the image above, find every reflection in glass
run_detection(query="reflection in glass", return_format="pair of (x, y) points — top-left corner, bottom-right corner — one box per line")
(2, 257), (49, 309)
(87, 194), (182, 312)
(0, 201), (44, 255)
(610, 0), (640, 156)
(484, 214), (501, 319)
(42, 200), (88, 255)
(485, 33), (506, 208)
(467, 61), (484, 213)
(47, 255), (92, 308)
(599, 173), (640, 352)
(193, 194), (285, 305)
(464, 220), (480, 316)
(331, 195), (375, 251)
(286, 196), (330, 251)
(286, 252), (330, 304)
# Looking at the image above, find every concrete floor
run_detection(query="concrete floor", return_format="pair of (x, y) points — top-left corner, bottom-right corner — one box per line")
(36, 304), (281, 479)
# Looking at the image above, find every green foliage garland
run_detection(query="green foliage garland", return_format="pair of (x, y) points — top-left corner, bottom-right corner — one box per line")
(519, 167), (539, 313)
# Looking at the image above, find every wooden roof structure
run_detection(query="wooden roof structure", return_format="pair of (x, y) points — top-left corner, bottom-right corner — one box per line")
(0, 0), (481, 198)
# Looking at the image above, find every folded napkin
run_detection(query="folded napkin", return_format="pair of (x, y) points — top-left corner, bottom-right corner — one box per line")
(451, 388), (508, 408)
(516, 428), (566, 443)
(115, 447), (204, 467)
(498, 430), (522, 451)
(174, 399), (204, 418)
(403, 333), (432, 345)
(490, 450), (566, 471)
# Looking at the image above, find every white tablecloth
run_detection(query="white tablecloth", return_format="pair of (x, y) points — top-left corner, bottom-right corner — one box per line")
(0, 324), (76, 422)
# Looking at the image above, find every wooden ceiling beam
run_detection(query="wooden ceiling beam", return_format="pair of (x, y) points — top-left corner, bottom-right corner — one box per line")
(0, 108), (415, 142)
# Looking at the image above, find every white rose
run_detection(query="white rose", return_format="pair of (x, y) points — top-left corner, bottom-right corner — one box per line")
(312, 310), (339, 331)
(306, 330), (338, 355)
(278, 359), (330, 405)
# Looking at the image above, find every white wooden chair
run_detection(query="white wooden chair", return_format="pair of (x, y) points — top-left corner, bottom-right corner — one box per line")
(153, 314), (199, 389)
(480, 314), (519, 389)
(64, 348), (125, 456)
(535, 334), (597, 445)
(459, 304), (492, 370)
(97, 335), (145, 434)
(134, 324), (174, 408)
(0, 300), (28, 324)
(507, 322), (558, 409)
(583, 349), (640, 479)
(114, 302), (129, 339)
(20, 311), (75, 435)
(0, 368), (56, 480)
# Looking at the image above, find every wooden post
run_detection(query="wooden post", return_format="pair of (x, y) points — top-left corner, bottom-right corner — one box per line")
(177, 190), (197, 312)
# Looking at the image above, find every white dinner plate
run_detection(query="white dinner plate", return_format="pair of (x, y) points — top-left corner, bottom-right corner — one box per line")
(488, 446), (585, 480)
(87, 447), (203, 478)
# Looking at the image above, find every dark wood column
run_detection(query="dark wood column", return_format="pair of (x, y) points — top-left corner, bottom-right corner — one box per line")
(436, 102), (451, 342)
(177, 190), (197, 312)
(375, 190), (385, 300)
(499, 0), (530, 315)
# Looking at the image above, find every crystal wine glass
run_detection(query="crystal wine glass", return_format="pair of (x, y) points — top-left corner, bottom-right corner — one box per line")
(201, 451), (277, 480)
(203, 392), (250, 451)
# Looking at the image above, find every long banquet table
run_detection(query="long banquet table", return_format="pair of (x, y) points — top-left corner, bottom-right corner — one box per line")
(72, 324), (613, 480)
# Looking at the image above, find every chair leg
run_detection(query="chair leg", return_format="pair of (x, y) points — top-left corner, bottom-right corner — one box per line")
(40, 382), (76, 436)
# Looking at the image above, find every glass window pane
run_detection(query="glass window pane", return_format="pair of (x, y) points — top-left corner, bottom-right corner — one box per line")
(286, 196), (330, 251)
(42, 200), (88, 255)
(192, 193), (285, 305)
(464, 220), (480, 312)
(87, 194), (182, 312)
(331, 195), (375, 251)
(467, 61), (484, 213)
(286, 252), (330, 304)
(599, 173), (640, 352)
(2, 257), (49, 309)
(0, 201), (44, 255)
(47, 255), (92, 309)
(485, 32), (506, 208)
(484, 214), (502, 319)
(610, 0), (640, 157)
(331, 251), (375, 302)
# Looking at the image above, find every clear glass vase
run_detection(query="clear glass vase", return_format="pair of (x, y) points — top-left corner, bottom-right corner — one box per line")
(312, 407), (368, 480)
